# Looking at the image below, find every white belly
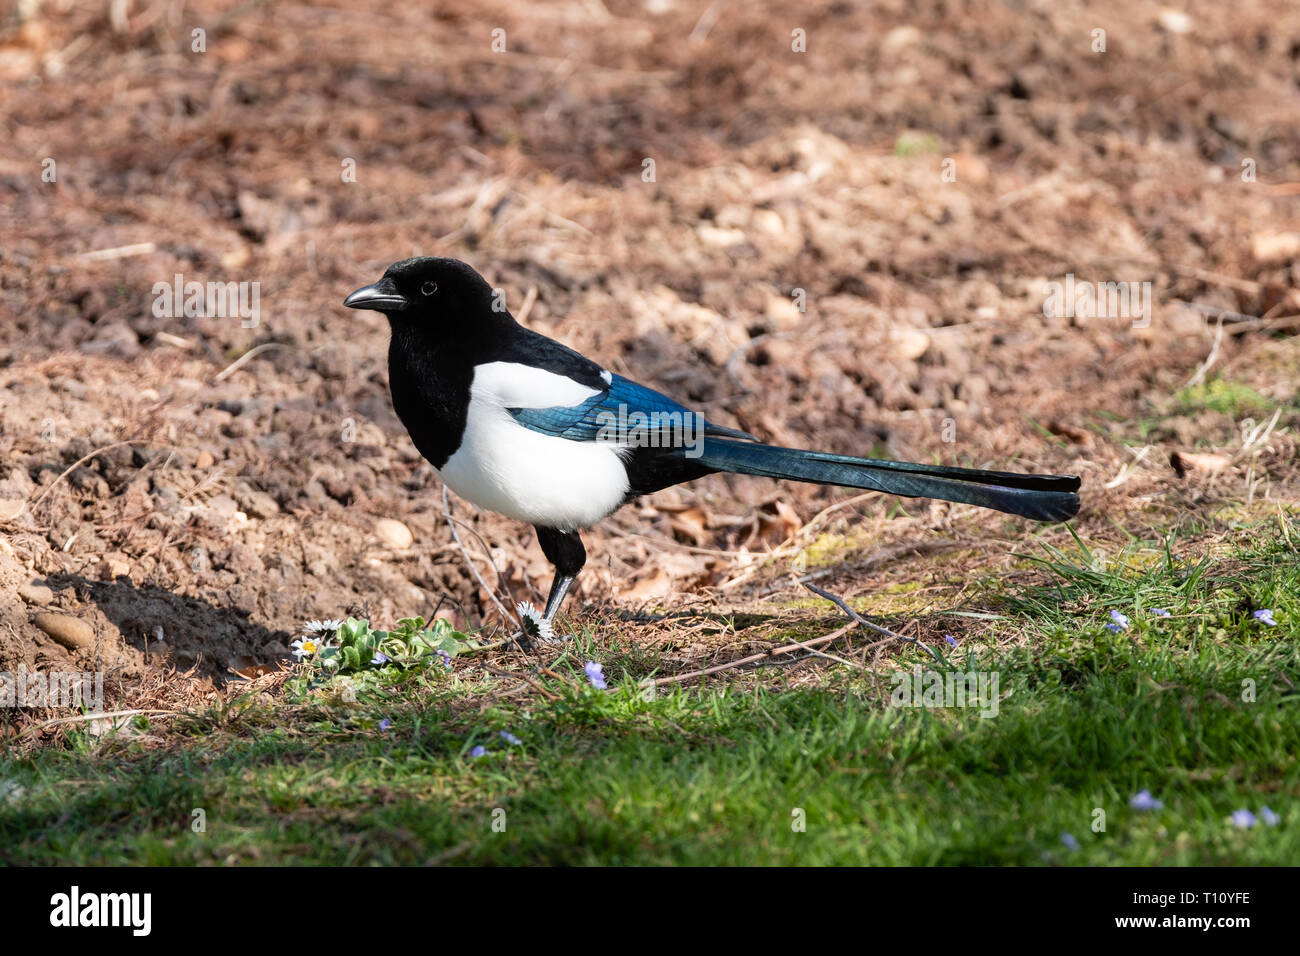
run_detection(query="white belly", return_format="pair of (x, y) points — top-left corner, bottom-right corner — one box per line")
(440, 399), (630, 531)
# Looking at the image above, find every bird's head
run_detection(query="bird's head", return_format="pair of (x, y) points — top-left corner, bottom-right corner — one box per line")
(344, 257), (506, 334)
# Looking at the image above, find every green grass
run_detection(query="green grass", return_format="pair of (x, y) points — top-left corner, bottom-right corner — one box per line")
(1, 523), (1297, 865)
(1174, 378), (1279, 418)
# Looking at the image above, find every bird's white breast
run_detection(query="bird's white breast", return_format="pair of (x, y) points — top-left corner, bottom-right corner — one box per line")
(438, 362), (630, 530)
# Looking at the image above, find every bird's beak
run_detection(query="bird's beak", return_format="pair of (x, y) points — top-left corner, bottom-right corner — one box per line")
(343, 276), (408, 312)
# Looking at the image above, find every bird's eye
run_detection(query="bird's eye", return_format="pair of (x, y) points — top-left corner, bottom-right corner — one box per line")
(421, 281), (438, 296)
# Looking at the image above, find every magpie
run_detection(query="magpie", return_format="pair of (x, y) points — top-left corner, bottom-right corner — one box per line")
(345, 257), (1081, 640)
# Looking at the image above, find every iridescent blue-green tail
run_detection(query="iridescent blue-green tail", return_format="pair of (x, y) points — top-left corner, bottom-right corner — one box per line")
(697, 439), (1080, 521)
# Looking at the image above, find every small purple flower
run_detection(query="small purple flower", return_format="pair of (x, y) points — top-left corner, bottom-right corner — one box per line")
(1252, 609), (1278, 627)
(437, 650), (453, 669)
(1260, 806), (1281, 826)
(1230, 809), (1256, 829)
(1105, 609), (1131, 633)
(371, 652), (389, 666)
(378, 718), (391, 731)
(1060, 832), (1080, 851)
(470, 745), (487, 758)
(500, 730), (522, 745)
(1130, 790), (1164, 811)
(944, 635), (958, 647)
(1150, 608), (1171, 618)
(585, 661), (607, 690)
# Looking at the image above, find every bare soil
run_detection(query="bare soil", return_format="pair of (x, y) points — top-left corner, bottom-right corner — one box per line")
(1, 0), (1298, 725)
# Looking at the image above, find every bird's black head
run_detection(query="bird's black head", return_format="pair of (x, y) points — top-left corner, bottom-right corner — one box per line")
(344, 257), (508, 335)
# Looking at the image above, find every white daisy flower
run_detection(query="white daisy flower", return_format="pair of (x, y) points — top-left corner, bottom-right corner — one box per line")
(291, 636), (321, 660)
(304, 619), (343, 633)
(516, 601), (555, 643)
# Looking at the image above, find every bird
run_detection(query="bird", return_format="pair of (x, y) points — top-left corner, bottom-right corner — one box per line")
(345, 257), (1080, 643)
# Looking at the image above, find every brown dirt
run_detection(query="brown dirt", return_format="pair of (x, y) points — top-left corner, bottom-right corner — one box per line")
(1, 0), (1298, 720)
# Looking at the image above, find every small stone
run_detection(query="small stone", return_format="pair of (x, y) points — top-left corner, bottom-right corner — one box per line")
(33, 612), (94, 650)
(375, 517), (414, 549)
(79, 320), (141, 358)
(1251, 232), (1300, 266)
(1170, 451), (1232, 478)
(1156, 8), (1193, 34)
(764, 294), (803, 328)
(751, 210), (786, 236)
(220, 245), (251, 270)
(697, 225), (749, 248)
(882, 25), (922, 53)
(0, 499), (24, 520)
(99, 555), (130, 580)
(195, 450), (216, 468)
(890, 328), (931, 361)
(18, 581), (55, 605)
(233, 483), (280, 519)
(951, 154), (990, 188)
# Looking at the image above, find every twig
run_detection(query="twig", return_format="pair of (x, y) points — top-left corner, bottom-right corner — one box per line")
(1104, 444), (1153, 489)
(647, 621), (859, 687)
(0, 439), (166, 523)
(509, 188), (593, 237)
(803, 582), (943, 664)
(1185, 313), (1225, 387)
(481, 665), (560, 701)
(441, 485), (519, 628)
(516, 285), (539, 325)
(214, 343), (296, 383)
(21, 708), (178, 738)
(689, 0), (724, 41)
(78, 242), (156, 261)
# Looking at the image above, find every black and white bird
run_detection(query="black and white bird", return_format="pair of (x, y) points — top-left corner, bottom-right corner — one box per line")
(345, 257), (1081, 640)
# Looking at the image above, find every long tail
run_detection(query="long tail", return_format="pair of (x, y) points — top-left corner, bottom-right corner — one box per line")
(697, 438), (1080, 522)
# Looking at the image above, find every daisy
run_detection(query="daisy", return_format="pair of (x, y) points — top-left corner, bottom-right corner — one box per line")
(291, 636), (321, 660)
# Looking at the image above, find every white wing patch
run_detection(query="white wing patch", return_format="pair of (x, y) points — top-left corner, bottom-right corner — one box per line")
(471, 361), (601, 410)
(438, 361), (628, 530)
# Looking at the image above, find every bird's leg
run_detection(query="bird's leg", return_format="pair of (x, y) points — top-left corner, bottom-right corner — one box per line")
(543, 572), (576, 623)
(520, 527), (586, 645)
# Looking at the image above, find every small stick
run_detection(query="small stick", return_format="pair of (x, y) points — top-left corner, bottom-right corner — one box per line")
(803, 582), (943, 664)
(516, 285), (539, 325)
(20, 709), (177, 738)
(214, 342), (296, 383)
(0, 439), (166, 523)
(1185, 313), (1225, 387)
(647, 621), (859, 687)
(441, 485), (519, 627)
(480, 665), (560, 701)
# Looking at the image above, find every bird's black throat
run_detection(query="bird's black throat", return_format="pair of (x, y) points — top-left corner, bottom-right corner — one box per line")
(386, 319), (476, 469)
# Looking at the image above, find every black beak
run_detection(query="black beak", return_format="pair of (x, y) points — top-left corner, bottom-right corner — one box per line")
(344, 276), (408, 312)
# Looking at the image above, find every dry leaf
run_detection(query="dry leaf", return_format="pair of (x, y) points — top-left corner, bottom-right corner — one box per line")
(670, 506), (710, 545)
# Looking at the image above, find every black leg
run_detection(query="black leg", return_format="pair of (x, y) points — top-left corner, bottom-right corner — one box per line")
(543, 573), (576, 621)
(535, 526), (586, 628)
